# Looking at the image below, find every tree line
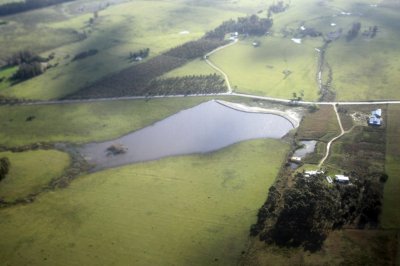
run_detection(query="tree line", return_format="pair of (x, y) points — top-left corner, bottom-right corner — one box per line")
(0, 0), (74, 16)
(144, 74), (226, 96)
(204, 14), (273, 40)
(65, 39), (226, 99)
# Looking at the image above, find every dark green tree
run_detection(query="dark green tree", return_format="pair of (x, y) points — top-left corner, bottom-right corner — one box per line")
(0, 157), (10, 181)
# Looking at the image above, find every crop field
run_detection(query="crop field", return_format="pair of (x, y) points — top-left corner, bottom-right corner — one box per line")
(0, 97), (215, 147)
(0, 0), (244, 100)
(0, 139), (289, 265)
(382, 104), (400, 229)
(0, 149), (70, 202)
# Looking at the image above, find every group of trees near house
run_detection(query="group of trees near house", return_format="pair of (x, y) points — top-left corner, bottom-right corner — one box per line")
(65, 39), (226, 99)
(128, 48), (150, 61)
(144, 74), (226, 96)
(251, 170), (386, 251)
(204, 15), (273, 40)
(0, 157), (10, 182)
(0, 0), (74, 16)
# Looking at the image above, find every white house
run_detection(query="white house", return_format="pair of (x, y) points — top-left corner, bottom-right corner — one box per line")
(335, 175), (349, 183)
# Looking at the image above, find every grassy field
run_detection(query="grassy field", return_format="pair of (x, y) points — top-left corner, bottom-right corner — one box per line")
(0, 97), (215, 147)
(204, 37), (320, 100)
(0, 150), (70, 202)
(382, 104), (400, 229)
(324, 4), (400, 101)
(0, 66), (16, 91)
(0, 139), (289, 265)
(163, 58), (219, 78)
(0, 0), (244, 100)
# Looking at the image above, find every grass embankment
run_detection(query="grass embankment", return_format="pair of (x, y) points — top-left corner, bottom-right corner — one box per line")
(0, 149), (70, 202)
(1, 0), (243, 100)
(0, 66), (16, 91)
(0, 97), (212, 147)
(382, 104), (400, 229)
(0, 139), (289, 265)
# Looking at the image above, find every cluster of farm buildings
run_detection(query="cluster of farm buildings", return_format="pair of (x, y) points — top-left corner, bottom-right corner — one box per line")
(304, 170), (350, 184)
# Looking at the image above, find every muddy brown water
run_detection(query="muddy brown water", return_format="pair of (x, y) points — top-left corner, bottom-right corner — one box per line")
(80, 100), (294, 171)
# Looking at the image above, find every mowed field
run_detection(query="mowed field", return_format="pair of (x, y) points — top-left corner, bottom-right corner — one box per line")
(0, 139), (289, 265)
(0, 0), (244, 100)
(382, 104), (400, 229)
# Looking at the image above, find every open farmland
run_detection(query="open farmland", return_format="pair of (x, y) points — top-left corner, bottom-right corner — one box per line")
(0, 139), (289, 265)
(0, 0), (244, 100)
(382, 104), (400, 229)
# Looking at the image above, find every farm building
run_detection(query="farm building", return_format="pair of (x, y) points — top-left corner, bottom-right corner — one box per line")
(304, 170), (324, 177)
(335, 175), (349, 183)
(368, 108), (382, 126)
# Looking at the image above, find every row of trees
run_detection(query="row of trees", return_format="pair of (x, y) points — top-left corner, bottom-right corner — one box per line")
(0, 157), (10, 182)
(204, 15), (273, 40)
(0, 0), (74, 16)
(252, 170), (386, 251)
(72, 49), (98, 61)
(66, 39), (226, 99)
(144, 74), (227, 96)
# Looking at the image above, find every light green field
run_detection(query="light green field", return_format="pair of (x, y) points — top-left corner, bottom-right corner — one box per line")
(0, 97), (214, 147)
(0, 139), (289, 265)
(382, 105), (400, 229)
(0, 66), (16, 91)
(1, 0), (244, 100)
(163, 58), (219, 77)
(0, 149), (70, 202)
(208, 37), (321, 100)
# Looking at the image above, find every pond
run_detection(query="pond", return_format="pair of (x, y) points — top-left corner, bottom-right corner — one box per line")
(80, 100), (295, 170)
(290, 140), (317, 169)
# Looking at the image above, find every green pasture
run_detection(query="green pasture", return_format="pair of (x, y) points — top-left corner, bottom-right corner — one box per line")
(382, 104), (400, 229)
(1, 0), (244, 100)
(207, 37), (321, 100)
(0, 97), (214, 147)
(0, 66), (16, 91)
(0, 139), (289, 265)
(0, 150), (70, 202)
